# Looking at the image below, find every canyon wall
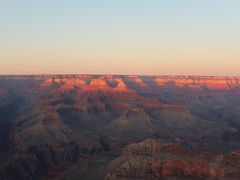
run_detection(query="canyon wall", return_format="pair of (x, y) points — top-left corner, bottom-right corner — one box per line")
(105, 139), (240, 180)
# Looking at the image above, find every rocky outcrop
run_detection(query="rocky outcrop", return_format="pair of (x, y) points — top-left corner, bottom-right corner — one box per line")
(155, 76), (240, 90)
(127, 75), (148, 87)
(40, 76), (134, 93)
(39, 75), (240, 92)
(104, 139), (240, 180)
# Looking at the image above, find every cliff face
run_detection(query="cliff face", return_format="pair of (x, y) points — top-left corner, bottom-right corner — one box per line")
(104, 139), (240, 180)
(40, 75), (134, 93)
(39, 75), (240, 91)
(155, 76), (240, 90)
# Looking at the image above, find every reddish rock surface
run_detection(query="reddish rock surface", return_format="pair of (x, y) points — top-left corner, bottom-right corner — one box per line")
(155, 76), (240, 90)
(104, 139), (240, 180)
(40, 76), (135, 93)
(39, 75), (240, 92)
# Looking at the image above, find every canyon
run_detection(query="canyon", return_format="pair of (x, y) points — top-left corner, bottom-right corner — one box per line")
(0, 75), (240, 179)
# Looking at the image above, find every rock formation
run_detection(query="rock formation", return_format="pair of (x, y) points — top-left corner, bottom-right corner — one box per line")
(104, 139), (240, 180)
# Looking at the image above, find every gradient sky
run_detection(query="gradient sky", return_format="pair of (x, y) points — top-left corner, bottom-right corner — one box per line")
(0, 0), (240, 75)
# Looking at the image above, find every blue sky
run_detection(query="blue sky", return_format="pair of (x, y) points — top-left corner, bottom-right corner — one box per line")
(0, 0), (240, 75)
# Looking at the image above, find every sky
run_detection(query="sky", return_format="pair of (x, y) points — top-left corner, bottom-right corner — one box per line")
(0, 0), (240, 76)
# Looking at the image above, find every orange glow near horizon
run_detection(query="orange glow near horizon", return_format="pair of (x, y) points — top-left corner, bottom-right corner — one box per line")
(1, 45), (239, 76)
(1, 1), (240, 76)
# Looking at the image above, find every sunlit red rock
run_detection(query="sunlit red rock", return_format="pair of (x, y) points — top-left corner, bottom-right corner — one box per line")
(40, 78), (55, 87)
(155, 76), (240, 90)
(128, 75), (148, 87)
(40, 75), (240, 93)
(40, 76), (135, 93)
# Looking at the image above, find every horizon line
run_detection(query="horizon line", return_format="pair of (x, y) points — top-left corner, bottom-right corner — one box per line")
(0, 74), (240, 78)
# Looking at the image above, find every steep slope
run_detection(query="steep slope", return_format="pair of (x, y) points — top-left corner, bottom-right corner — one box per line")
(104, 139), (240, 180)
